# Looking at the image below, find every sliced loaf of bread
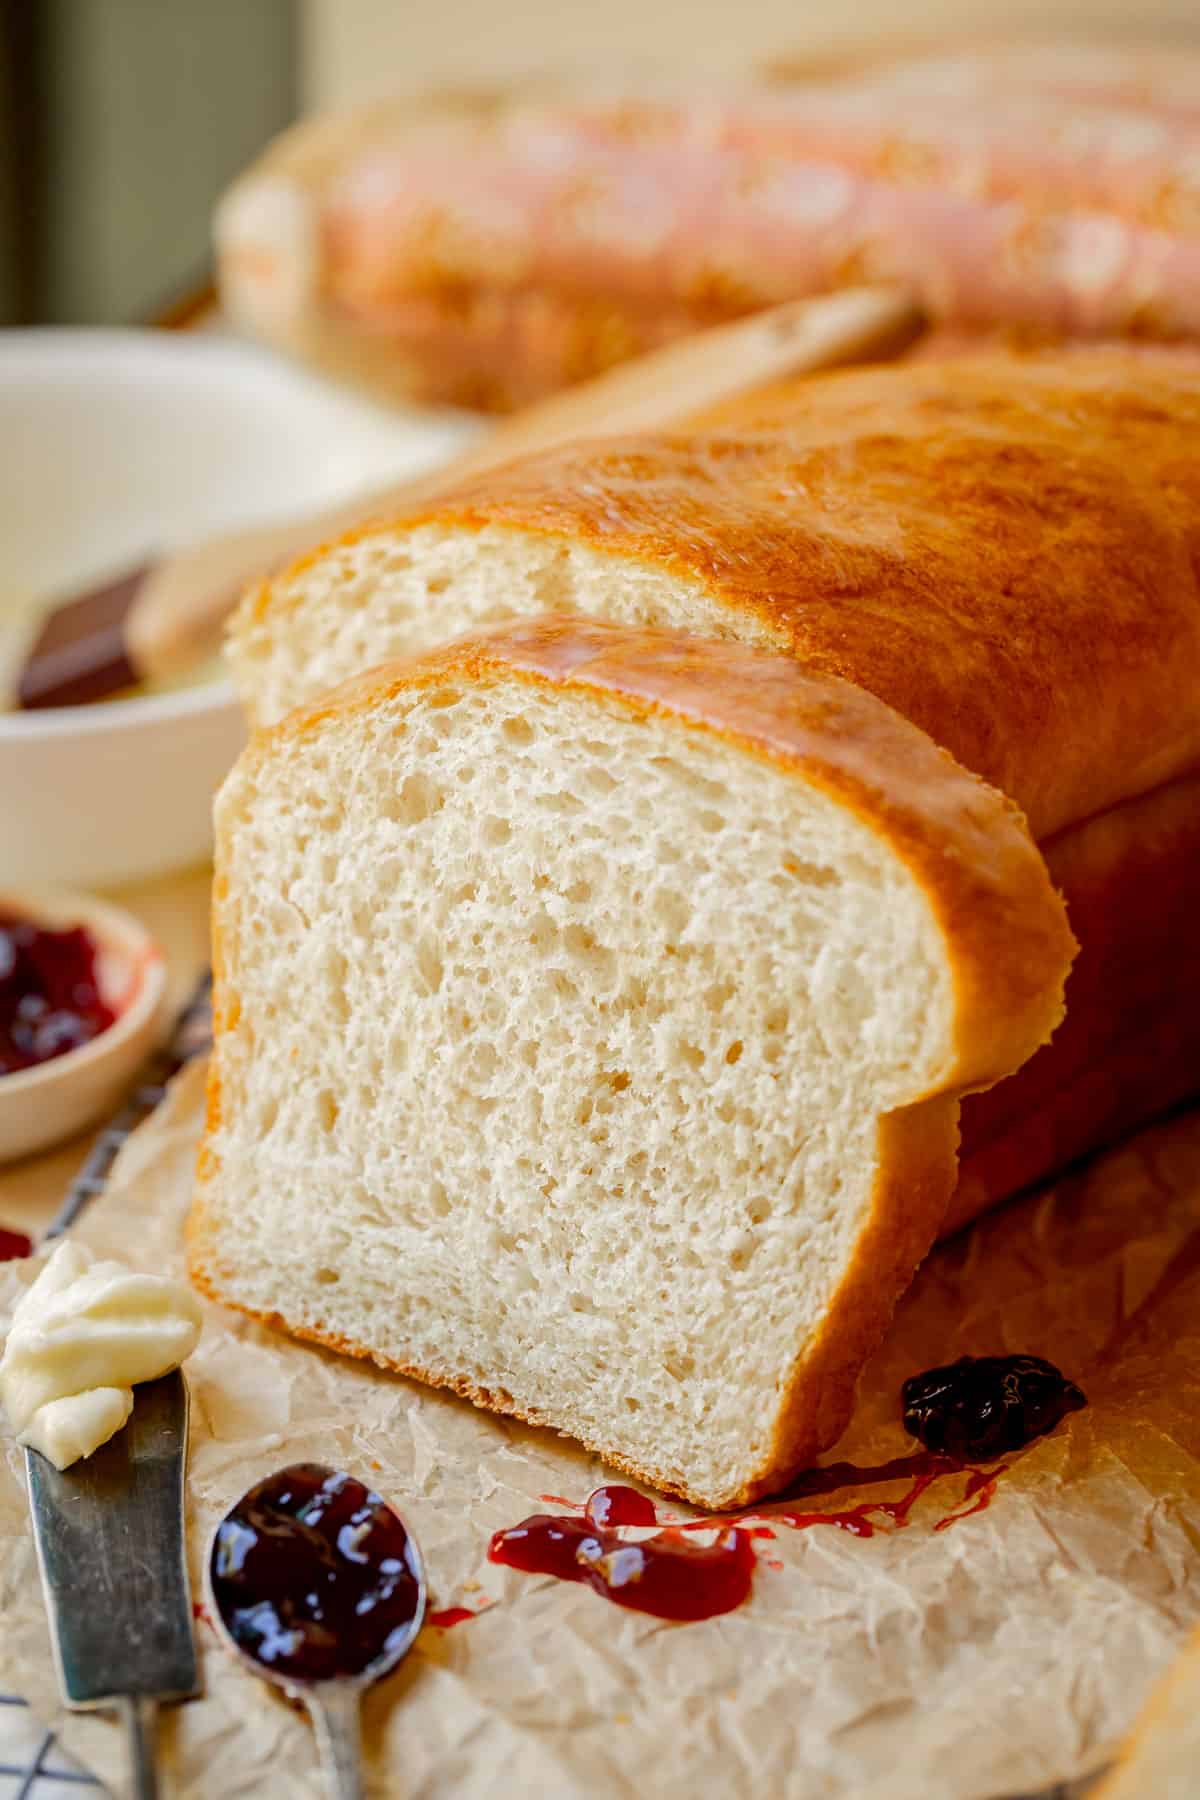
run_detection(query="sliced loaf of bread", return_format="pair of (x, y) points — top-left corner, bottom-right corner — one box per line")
(225, 348), (1200, 1226)
(191, 619), (1073, 1507)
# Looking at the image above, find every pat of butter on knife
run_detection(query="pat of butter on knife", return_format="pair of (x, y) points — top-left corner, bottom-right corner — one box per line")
(0, 1241), (201, 1468)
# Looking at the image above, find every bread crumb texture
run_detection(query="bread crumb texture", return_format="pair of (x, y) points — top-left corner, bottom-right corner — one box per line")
(232, 522), (781, 729)
(196, 676), (960, 1506)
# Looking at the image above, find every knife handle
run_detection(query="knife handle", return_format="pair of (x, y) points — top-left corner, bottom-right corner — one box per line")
(119, 1695), (159, 1800)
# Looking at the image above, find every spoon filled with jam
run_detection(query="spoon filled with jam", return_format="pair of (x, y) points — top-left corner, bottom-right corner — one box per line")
(207, 1462), (426, 1800)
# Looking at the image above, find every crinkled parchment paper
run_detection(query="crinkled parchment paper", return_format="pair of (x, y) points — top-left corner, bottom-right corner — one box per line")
(1, 1062), (1198, 1799)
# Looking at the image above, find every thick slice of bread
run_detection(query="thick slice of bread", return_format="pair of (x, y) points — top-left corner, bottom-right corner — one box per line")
(191, 619), (1073, 1508)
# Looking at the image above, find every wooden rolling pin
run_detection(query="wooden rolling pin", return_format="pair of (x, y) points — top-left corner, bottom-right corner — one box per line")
(16, 288), (923, 708)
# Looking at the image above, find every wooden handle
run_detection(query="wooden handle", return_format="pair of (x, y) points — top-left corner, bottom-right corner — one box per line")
(128, 288), (923, 679)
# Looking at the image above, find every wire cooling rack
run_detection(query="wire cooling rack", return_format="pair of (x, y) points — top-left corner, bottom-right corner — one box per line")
(0, 975), (213, 1800)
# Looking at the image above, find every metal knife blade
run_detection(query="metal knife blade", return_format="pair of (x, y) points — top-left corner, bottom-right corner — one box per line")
(25, 1369), (198, 1707)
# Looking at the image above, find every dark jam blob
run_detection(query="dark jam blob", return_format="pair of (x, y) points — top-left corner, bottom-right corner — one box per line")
(902, 1355), (1086, 1460)
(0, 913), (115, 1075)
(489, 1484), (755, 1621)
(209, 1462), (422, 1682)
(0, 1227), (32, 1261)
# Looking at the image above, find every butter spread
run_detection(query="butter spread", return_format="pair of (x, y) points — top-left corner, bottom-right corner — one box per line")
(0, 1240), (202, 1468)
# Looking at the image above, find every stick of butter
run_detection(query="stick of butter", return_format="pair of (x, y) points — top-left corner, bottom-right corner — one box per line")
(0, 1240), (202, 1468)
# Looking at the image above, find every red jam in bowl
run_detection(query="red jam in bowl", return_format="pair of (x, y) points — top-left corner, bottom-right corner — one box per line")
(0, 912), (116, 1075)
(0, 1227), (32, 1260)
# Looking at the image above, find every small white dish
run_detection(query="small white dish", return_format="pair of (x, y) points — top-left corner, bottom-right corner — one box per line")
(0, 889), (168, 1164)
(0, 329), (477, 887)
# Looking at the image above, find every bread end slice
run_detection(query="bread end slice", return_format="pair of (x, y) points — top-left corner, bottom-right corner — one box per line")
(192, 619), (1072, 1507)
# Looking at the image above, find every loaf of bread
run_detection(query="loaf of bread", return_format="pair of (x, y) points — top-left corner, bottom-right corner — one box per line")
(192, 621), (1072, 1507)
(1095, 1624), (1200, 1800)
(228, 348), (1200, 1220)
(217, 44), (1200, 410)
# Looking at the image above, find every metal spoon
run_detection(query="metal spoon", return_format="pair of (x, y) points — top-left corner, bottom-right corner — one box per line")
(205, 1463), (427, 1800)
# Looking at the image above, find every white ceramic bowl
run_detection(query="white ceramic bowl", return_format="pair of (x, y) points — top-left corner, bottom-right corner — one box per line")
(0, 329), (476, 887)
(0, 889), (168, 1163)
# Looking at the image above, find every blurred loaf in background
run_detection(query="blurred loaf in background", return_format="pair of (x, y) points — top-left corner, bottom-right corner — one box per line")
(220, 33), (1200, 410)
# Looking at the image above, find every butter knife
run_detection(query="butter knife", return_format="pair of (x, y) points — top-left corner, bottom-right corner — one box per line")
(25, 1369), (198, 1799)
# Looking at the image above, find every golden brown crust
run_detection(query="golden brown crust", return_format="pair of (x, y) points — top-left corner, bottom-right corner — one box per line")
(216, 80), (690, 414)
(253, 347), (1200, 843)
(214, 87), (536, 414)
(219, 55), (1200, 418)
(194, 617), (1073, 1504)
(747, 1094), (962, 1502)
(952, 768), (1200, 1230)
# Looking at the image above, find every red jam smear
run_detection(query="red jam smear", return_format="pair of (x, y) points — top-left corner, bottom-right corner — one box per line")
(489, 1485), (756, 1621)
(933, 1464), (1008, 1531)
(0, 913), (115, 1075)
(768, 1468), (945, 1538)
(496, 1459), (1008, 1618)
(427, 1605), (479, 1630)
(0, 1227), (32, 1261)
(209, 1462), (423, 1682)
(760, 1451), (967, 1539)
(491, 1358), (1083, 1619)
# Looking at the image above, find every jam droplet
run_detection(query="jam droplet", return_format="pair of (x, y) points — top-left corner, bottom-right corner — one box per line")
(902, 1354), (1086, 1460)
(933, 1464), (1008, 1531)
(584, 1484), (658, 1529)
(0, 1227), (32, 1262)
(0, 913), (115, 1075)
(209, 1462), (423, 1682)
(769, 1466), (945, 1538)
(426, 1606), (478, 1630)
(489, 1484), (755, 1621)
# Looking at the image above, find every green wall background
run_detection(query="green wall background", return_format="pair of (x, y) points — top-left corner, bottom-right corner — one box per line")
(1, 0), (297, 325)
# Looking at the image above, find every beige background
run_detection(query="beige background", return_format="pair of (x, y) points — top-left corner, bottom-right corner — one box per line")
(301, 0), (1200, 107)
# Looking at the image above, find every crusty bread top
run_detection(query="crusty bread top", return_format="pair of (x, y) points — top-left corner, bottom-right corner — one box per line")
(281, 615), (1075, 1098)
(252, 347), (1200, 844)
